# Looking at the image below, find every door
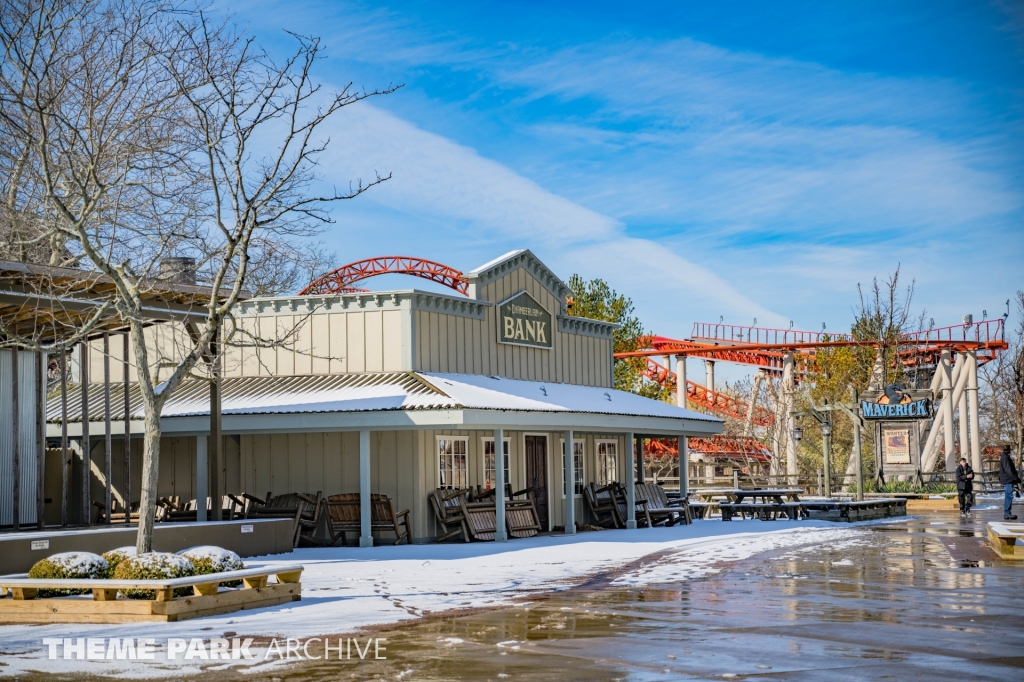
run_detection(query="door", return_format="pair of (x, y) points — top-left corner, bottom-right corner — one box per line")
(525, 435), (549, 530)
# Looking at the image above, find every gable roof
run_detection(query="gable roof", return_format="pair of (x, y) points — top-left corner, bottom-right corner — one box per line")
(465, 249), (570, 305)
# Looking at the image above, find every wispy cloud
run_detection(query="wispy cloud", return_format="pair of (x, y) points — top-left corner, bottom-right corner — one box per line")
(241, 0), (1022, 334)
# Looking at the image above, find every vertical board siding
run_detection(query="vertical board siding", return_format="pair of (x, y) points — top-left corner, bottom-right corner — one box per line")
(0, 350), (41, 526)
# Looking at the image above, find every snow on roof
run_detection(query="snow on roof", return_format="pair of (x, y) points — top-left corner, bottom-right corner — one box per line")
(466, 249), (527, 275)
(50, 372), (722, 423)
(421, 373), (721, 422)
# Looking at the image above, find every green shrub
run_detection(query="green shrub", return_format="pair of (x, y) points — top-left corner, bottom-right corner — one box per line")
(101, 547), (136, 575)
(28, 552), (109, 597)
(113, 552), (195, 599)
(178, 546), (244, 587)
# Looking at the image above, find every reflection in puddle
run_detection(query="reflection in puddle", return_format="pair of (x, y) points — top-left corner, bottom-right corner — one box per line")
(278, 511), (1023, 681)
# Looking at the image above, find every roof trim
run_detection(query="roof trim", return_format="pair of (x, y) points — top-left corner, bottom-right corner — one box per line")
(465, 249), (570, 306)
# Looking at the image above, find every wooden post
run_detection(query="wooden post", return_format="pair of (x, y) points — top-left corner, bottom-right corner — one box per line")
(563, 430), (575, 535)
(625, 432), (636, 529)
(210, 337), (222, 521)
(36, 351), (45, 530)
(123, 333), (131, 523)
(80, 340), (90, 526)
(60, 348), (68, 527)
(493, 429), (506, 542)
(12, 348), (19, 531)
(103, 333), (112, 524)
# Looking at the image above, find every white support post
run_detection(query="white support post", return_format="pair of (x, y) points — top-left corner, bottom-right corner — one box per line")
(494, 428), (507, 542)
(705, 360), (715, 392)
(563, 430), (575, 535)
(625, 432), (636, 529)
(967, 351), (982, 471)
(941, 350), (956, 472)
(782, 353), (798, 485)
(675, 355), (686, 408)
(674, 356), (689, 500)
(359, 430), (372, 547)
(195, 436), (207, 523)
(958, 360), (969, 467)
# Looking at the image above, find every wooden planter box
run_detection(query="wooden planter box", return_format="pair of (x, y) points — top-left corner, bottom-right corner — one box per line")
(987, 522), (1024, 561)
(0, 565), (302, 623)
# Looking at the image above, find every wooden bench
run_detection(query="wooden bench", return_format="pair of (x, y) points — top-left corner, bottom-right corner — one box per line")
(719, 501), (803, 521)
(635, 483), (691, 526)
(321, 493), (411, 546)
(987, 521), (1024, 560)
(0, 565), (303, 623)
(475, 485), (543, 538)
(428, 488), (472, 542)
(457, 494), (498, 541)
(584, 483), (622, 528)
(688, 502), (710, 519)
(245, 491), (323, 547)
(609, 483), (653, 528)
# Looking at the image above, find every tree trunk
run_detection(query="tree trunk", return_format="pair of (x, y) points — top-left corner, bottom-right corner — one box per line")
(135, 407), (162, 554)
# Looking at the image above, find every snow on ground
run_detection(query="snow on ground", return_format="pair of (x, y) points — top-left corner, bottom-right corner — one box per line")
(0, 519), (881, 678)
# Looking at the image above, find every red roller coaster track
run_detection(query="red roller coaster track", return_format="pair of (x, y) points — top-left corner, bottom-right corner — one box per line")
(299, 256), (469, 296)
(642, 357), (775, 427)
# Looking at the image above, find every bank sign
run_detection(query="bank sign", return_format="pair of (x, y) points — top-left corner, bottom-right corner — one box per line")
(498, 291), (553, 349)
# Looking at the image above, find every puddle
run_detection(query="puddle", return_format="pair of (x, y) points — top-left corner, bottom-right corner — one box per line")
(271, 510), (1023, 681)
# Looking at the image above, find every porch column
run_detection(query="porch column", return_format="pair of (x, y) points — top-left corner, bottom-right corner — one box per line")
(80, 341), (90, 526)
(359, 430), (372, 547)
(103, 333), (112, 524)
(195, 436), (207, 523)
(563, 430), (575, 535)
(494, 428), (507, 542)
(625, 432), (636, 529)
(680, 435), (689, 498)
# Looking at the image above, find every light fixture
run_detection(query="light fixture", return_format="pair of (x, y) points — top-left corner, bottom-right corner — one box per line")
(792, 426), (803, 442)
(820, 421), (832, 437)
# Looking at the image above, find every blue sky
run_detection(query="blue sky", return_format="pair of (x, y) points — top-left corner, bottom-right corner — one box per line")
(230, 0), (1022, 357)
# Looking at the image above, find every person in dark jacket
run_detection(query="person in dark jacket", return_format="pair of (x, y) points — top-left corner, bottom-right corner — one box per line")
(998, 445), (1021, 520)
(955, 457), (974, 516)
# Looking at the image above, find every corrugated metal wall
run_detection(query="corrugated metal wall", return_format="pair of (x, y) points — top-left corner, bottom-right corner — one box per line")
(0, 349), (44, 526)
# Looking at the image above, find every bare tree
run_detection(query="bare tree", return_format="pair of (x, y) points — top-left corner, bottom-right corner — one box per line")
(0, 0), (396, 550)
(980, 291), (1024, 465)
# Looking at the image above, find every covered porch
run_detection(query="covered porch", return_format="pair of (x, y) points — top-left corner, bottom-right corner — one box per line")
(47, 371), (723, 544)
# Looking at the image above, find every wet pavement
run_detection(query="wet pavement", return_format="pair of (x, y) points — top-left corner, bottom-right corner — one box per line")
(280, 507), (1024, 681)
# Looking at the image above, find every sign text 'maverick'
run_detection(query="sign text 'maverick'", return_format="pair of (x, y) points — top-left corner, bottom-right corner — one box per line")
(498, 291), (552, 349)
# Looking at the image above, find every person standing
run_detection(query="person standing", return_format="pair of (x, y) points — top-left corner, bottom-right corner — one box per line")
(956, 457), (974, 517)
(998, 445), (1020, 520)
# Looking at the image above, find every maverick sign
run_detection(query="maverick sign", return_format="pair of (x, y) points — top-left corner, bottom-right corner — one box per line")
(498, 291), (553, 349)
(860, 384), (932, 420)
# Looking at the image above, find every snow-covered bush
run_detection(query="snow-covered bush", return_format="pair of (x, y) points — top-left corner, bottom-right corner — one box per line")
(28, 552), (109, 596)
(178, 546), (245, 587)
(113, 552), (195, 599)
(101, 546), (137, 574)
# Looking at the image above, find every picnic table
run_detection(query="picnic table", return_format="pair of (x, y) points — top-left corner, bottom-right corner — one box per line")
(717, 488), (804, 521)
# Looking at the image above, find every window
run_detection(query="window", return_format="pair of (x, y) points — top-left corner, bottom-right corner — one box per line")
(596, 440), (617, 486)
(438, 437), (468, 489)
(561, 440), (584, 496)
(483, 438), (511, 491)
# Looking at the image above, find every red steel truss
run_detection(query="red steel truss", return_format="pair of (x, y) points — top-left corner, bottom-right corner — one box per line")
(642, 357), (775, 427)
(300, 256), (469, 296)
(646, 436), (772, 463)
